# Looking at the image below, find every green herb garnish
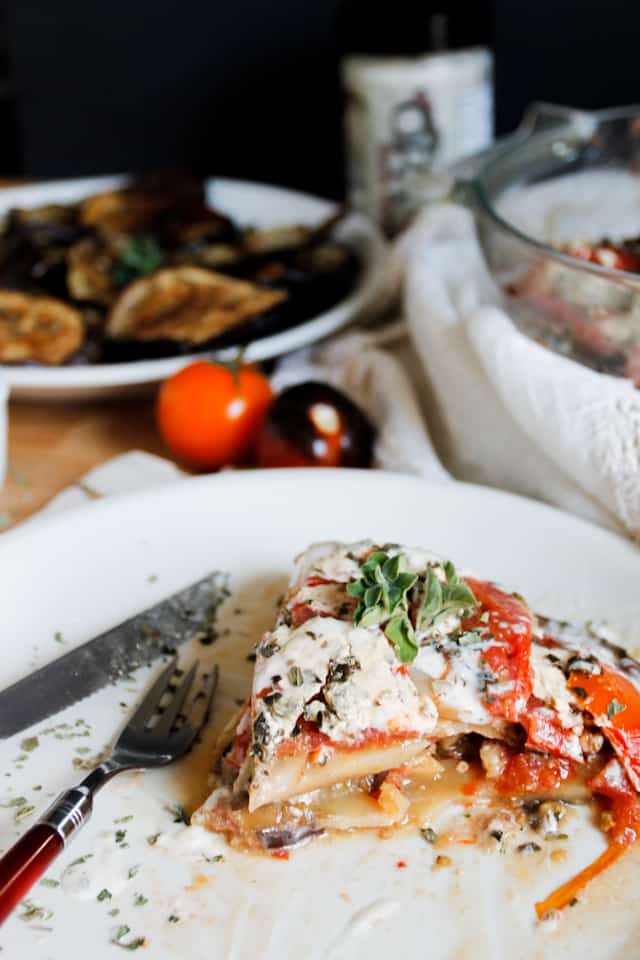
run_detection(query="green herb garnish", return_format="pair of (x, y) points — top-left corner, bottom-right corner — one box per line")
(112, 924), (146, 950)
(420, 827), (437, 844)
(168, 913), (180, 923)
(287, 665), (303, 687)
(385, 615), (418, 664)
(69, 853), (93, 867)
(113, 233), (164, 287)
(133, 894), (148, 907)
(97, 888), (112, 902)
(168, 802), (190, 825)
(347, 551), (418, 662)
(607, 698), (627, 720)
(419, 562), (477, 630)
(147, 833), (160, 846)
(20, 899), (53, 922)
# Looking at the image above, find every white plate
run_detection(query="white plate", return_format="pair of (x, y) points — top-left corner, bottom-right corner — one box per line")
(0, 177), (387, 401)
(1, 471), (639, 959)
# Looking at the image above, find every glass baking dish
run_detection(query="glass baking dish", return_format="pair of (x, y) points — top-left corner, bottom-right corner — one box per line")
(464, 103), (640, 384)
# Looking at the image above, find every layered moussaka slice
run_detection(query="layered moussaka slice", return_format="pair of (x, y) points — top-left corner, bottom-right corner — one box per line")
(194, 541), (640, 917)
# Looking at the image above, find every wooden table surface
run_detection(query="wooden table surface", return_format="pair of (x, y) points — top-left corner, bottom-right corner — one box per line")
(0, 394), (170, 529)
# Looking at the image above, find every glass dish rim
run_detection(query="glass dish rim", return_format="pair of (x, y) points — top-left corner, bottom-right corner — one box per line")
(472, 103), (640, 287)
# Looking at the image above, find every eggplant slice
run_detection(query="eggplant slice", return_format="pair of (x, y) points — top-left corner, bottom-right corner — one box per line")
(105, 266), (287, 356)
(67, 237), (119, 306)
(7, 204), (82, 249)
(0, 291), (84, 364)
(79, 172), (205, 237)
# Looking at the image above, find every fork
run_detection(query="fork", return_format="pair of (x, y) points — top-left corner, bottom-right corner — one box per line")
(0, 657), (217, 925)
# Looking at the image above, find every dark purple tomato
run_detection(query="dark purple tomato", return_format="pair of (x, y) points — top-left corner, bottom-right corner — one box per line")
(256, 381), (376, 468)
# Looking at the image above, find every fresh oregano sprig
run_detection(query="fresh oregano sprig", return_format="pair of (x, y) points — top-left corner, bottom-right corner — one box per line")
(419, 560), (477, 630)
(347, 551), (418, 662)
(113, 233), (165, 287)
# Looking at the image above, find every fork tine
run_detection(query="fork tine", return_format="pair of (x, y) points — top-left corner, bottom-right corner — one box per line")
(154, 662), (198, 735)
(175, 664), (218, 752)
(196, 664), (218, 728)
(127, 656), (177, 730)
(174, 665), (219, 751)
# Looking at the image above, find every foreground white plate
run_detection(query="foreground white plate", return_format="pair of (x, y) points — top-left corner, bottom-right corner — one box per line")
(0, 177), (386, 401)
(1, 471), (639, 959)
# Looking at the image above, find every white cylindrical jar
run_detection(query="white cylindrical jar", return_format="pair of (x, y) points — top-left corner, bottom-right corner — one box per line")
(343, 47), (493, 234)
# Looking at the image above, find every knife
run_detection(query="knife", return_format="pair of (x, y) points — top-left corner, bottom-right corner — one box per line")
(0, 572), (227, 739)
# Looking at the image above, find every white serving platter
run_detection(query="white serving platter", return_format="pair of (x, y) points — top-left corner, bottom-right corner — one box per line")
(1, 469), (639, 958)
(0, 177), (387, 401)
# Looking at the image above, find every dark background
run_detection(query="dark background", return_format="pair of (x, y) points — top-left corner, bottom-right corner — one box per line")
(0, 0), (637, 198)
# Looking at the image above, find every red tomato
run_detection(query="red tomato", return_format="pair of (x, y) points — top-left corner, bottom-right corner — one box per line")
(565, 242), (640, 274)
(156, 360), (272, 469)
(589, 757), (635, 801)
(462, 579), (533, 722)
(568, 666), (640, 790)
(495, 752), (573, 796)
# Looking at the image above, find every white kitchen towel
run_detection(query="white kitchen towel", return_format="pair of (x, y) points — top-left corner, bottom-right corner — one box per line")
(28, 450), (186, 524)
(392, 202), (640, 539)
(272, 327), (450, 482)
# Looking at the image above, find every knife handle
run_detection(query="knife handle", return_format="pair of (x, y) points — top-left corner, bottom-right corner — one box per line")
(0, 824), (63, 924)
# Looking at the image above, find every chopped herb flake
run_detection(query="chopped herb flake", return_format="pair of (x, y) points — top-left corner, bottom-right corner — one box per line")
(0, 796), (26, 808)
(111, 923), (147, 950)
(168, 803), (190, 825)
(287, 665), (303, 687)
(97, 888), (112, 902)
(607, 698), (627, 720)
(70, 853), (93, 866)
(20, 899), (53, 922)
(420, 827), (437, 844)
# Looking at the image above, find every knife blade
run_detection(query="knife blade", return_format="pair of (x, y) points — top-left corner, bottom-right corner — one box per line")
(0, 572), (228, 739)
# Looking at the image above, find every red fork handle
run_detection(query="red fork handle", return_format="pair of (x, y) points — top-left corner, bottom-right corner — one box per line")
(0, 823), (63, 925)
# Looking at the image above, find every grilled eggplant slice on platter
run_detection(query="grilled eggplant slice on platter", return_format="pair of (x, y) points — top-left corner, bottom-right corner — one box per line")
(104, 266), (288, 359)
(0, 291), (85, 365)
